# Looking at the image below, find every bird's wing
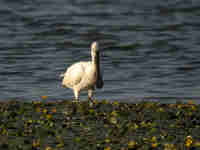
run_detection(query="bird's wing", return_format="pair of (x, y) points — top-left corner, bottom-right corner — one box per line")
(62, 62), (87, 87)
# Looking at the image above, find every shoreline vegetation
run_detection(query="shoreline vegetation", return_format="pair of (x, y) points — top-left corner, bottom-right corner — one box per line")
(0, 99), (200, 150)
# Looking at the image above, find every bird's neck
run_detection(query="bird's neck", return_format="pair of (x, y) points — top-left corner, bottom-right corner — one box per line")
(92, 53), (100, 76)
(93, 53), (104, 89)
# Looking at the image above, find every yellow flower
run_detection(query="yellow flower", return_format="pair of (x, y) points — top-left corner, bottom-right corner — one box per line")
(113, 101), (119, 106)
(51, 108), (57, 113)
(2, 128), (7, 135)
(41, 96), (47, 100)
(152, 143), (158, 148)
(128, 141), (137, 149)
(177, 104), (182, 109)
(110, 117), (117, 124)
(140, 121), (146, 127)
(46, 114), (52, 120)
(157, 107), (164, 112)
(28, 119), (33, 124)
(134, 123), (139, 130)
(89, 109), (95, 114)
(43, 108), (48, 114)
(111, 111), (118, 117)
(33, 101), (42, 105)
(32, 139), (40, 148)
(185, 136), (193, 147)
(191, 105), (197, 111)
(45, 146), (52, 150)
(164, 143), (176, 150)
(151, 136), (157, 142)
(104, 146), (111, 150)
(105, 138), (111, 143)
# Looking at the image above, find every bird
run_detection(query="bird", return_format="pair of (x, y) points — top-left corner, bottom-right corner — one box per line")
(61, 41), (104, 101)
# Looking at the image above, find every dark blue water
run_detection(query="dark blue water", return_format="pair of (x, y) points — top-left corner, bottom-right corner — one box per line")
(1, 0), (200, 102)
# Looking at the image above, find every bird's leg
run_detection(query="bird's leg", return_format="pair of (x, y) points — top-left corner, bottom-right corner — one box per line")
(88, 89), (94, 107)
(88, 89), (93, 101)
(73, 89), (80, 102)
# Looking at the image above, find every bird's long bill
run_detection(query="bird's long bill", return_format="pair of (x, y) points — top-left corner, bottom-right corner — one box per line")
(96, 52), (104, 89)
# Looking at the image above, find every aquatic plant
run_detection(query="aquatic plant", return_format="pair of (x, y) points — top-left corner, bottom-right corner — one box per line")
(0, 100), (200, 150)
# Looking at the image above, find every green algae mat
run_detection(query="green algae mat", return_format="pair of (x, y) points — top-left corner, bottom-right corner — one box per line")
(0, 100), (200, 150)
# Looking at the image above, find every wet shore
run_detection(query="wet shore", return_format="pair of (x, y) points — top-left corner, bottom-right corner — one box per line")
(0, 100), (200, 150)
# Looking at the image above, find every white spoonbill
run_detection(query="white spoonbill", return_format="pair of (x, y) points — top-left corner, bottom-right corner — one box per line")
(61, 41), (104, 101)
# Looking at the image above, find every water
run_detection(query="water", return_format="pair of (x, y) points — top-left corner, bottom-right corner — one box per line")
(1, 0), (200, 102)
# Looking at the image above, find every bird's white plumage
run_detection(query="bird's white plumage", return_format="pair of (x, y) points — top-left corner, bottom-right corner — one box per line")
(61, 41), (103, 100)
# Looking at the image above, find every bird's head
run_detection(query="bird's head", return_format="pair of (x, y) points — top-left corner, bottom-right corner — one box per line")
(91, 41), (99, 55)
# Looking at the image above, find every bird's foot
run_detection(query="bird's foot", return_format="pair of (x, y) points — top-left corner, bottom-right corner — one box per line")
(89, 101), (94, 107)
(72, 99), (79, 103)
(88, 98), (94, 107)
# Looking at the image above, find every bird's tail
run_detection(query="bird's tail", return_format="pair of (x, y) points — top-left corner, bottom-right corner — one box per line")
(59, 73), (65, 79)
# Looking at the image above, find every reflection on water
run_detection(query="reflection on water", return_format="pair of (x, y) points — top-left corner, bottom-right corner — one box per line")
(1, 0), (200, 102)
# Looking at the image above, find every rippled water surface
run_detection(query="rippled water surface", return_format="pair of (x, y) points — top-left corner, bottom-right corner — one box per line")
(1, 0), (200, 102)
